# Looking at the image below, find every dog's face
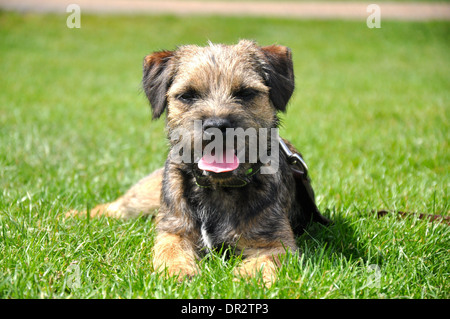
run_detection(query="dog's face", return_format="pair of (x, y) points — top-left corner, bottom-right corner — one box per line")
(142, 40), (295, 183)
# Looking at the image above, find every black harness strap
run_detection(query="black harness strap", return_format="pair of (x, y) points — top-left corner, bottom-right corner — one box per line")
(279, 139), (331, 226)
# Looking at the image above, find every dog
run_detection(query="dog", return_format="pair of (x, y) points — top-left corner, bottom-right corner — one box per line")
(68, 40), (329, 285)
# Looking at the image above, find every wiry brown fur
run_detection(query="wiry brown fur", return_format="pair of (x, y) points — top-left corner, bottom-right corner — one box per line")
(67, 40), (329, 286)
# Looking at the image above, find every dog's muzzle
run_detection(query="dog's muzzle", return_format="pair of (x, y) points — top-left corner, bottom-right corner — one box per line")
(198, 117), (240, 174)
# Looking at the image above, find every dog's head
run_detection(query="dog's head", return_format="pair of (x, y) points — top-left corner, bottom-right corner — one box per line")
(142, 40), (295, 183)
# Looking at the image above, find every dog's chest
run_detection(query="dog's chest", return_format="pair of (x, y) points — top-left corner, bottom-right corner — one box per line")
(198, 213), (235, 251)
(189, 181), (277, 251)
(200, 223), (215, 250)
(195, 201), (241, 252)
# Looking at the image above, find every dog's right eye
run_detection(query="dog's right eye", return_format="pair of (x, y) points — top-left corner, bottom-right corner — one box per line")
(177, 91), (199, 104)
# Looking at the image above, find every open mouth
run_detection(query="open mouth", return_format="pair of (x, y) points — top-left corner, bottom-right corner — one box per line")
(198, 148), (240, 173)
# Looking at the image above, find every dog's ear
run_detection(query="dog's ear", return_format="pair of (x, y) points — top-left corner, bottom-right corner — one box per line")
(260, 45), (295, 112)
(143, 50), (175, 119)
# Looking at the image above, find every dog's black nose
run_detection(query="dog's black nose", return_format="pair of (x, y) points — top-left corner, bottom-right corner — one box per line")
(202, 118), (232, 136)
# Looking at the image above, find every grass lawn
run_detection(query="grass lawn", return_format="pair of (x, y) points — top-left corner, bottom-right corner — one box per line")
(0, 12), (448, 299)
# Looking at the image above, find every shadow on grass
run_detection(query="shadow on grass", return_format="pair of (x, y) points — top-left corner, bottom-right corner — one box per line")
(297, 210), (381, 267)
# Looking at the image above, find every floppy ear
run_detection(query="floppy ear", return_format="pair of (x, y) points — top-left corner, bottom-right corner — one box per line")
(142, 50), (175, 119)
(260, 45), (295, 112)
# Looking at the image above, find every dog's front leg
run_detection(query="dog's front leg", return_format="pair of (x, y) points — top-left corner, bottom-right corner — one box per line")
(152, 231), (199, 279)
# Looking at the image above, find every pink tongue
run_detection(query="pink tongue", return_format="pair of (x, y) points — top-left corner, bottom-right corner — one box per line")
(198, 150), (239, 173)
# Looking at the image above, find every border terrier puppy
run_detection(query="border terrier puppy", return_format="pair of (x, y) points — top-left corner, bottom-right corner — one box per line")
(69, 40), (329, 284)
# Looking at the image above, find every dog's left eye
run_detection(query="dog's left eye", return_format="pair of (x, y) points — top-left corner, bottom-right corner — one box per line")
(233, 88), (259, 102)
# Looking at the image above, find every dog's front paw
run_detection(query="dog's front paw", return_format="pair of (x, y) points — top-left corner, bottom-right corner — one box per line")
(154, 261), (198, 281)
(152, 232), (199, 281)
(234, 255), (279, 287)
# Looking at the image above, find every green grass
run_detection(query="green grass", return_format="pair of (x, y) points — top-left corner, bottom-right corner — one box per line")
(0, 12), (448, 299)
